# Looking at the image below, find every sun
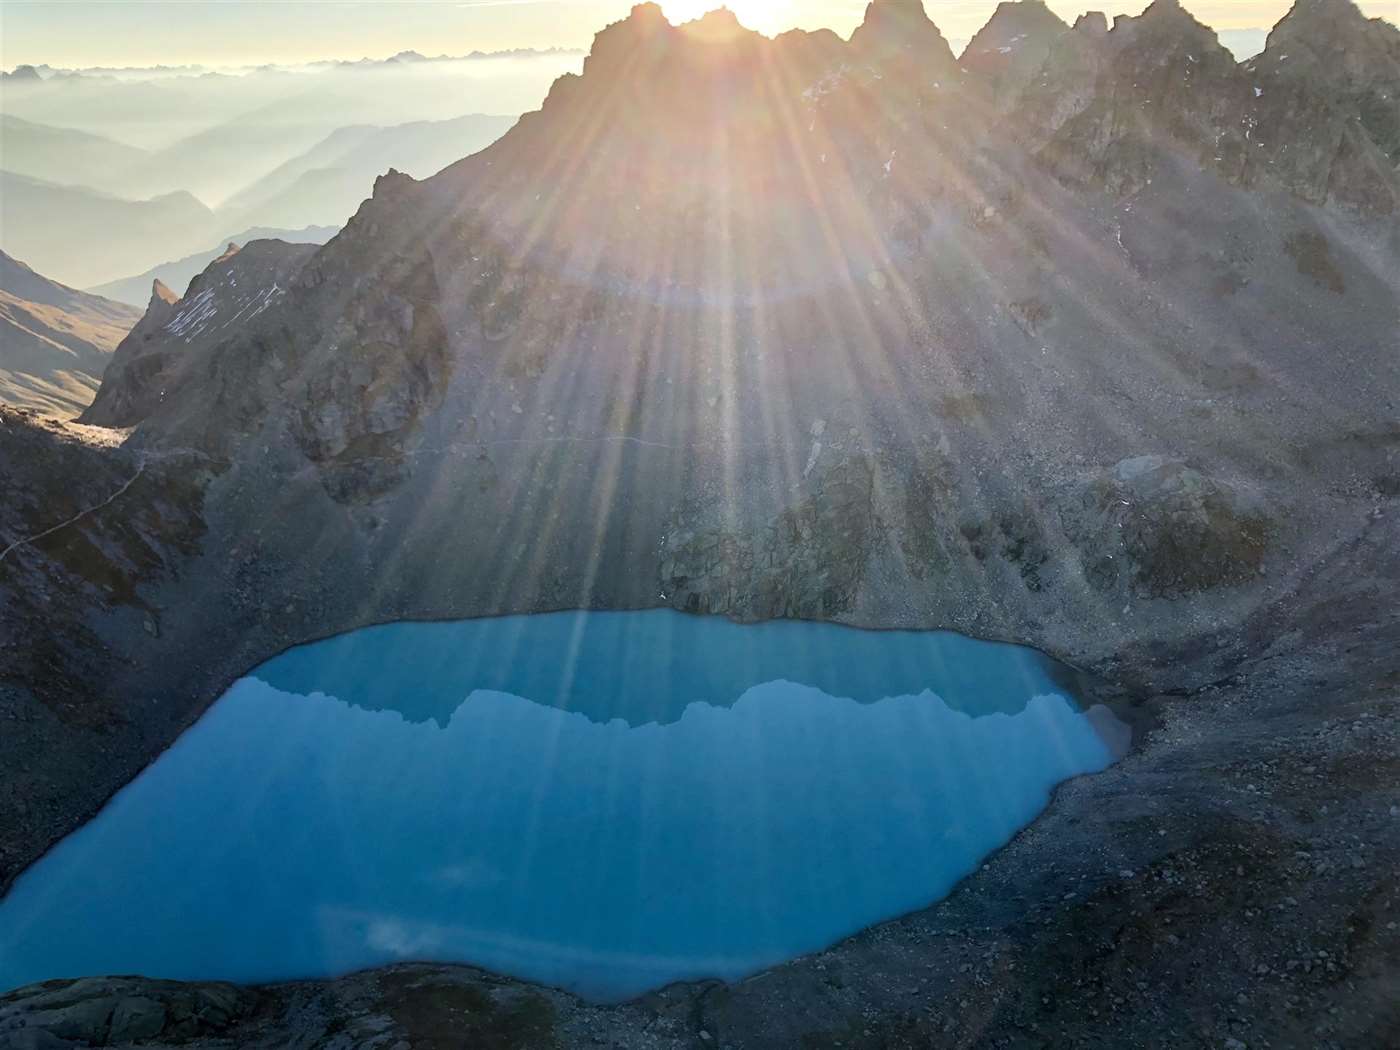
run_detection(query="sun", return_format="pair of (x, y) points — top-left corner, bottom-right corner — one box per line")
(661, 1), (794, 34)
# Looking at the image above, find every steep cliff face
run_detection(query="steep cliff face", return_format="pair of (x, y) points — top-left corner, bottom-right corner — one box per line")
(1016, 1), (1263, 196)
(1243, 0), (1400, 212)
(79, 240), (319, 430)
(1014, 0), (1400, 211)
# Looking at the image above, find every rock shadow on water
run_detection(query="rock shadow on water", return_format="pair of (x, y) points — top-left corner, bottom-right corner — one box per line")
(250, 608), (1087, 727)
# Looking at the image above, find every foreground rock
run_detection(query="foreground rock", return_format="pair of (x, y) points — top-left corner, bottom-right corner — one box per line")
(0, 979), (252, 1048)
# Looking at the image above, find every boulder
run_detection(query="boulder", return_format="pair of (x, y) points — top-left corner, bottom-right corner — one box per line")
(0, 977), (252, 1048)
(1063, 456), (1272, 597)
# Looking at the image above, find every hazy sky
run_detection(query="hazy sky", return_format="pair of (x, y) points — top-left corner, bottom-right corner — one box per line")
(2, 0), (1394, 70)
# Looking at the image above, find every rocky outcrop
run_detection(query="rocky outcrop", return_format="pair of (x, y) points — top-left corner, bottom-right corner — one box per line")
(0, 977), (253, 1047)
(661, 457), (876, 620)
(1010, 0), (1400, 212)
(79, 239), (318, 430)
(1064, 457), (1272, 598)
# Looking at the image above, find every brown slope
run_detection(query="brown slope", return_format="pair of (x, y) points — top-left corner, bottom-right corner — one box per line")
(0, 251), (142, 418)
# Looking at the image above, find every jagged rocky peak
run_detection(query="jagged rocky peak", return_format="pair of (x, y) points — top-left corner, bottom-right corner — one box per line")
(965, 0), (1067, 49)
(1269, 0), (1378, 46)
(1242, 0), (1400, 210)
(683, 6), (750, 43)
(544, 2), (776, 112)
(81, 238), (319, 430)
(580, 2), (676, 75)
(1255, 0), (1400, 85)
(850, 0), (958, 72)
(1007, 0), (1398, 213)
(1074, 11), (1108, 36)
(1117, 0), (1224, 50)
(772, 25), (847, 75)
(373, 167), (418, 200)
(1011, 0), (1250, 197)
(134, 279), (183, 353)
(150, 279), (179, 309)
(962, 1), (1070, 106)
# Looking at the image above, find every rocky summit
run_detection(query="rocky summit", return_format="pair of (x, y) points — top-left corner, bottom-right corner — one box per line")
(2, 1), (1400, 1047)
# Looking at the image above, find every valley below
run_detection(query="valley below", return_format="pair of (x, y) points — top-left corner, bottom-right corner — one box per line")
(2, 0), (1400, 1046)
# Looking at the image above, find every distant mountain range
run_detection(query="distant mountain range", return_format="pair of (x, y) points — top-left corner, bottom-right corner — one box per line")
(4, 48), (583, 80)
(0, 110), (515, 287)
(218, 114), (517, 228)
(0, 49), (580, 149)
(0, 251), (141, 418)
(0, 172), (220, 289)
(103, 104), (372, 206)
(0, 114), (149, 194)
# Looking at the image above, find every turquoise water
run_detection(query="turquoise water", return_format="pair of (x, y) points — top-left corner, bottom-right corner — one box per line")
(0, 611), (1126, 1001)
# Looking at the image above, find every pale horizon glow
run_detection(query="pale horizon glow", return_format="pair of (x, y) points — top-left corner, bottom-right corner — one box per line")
(1, 0), (1396, 71)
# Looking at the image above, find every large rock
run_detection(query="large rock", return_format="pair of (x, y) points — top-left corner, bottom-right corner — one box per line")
(661, 457), (876, 620)
(1064, 457), (1272, 598)
(0, 977), (252, 1048)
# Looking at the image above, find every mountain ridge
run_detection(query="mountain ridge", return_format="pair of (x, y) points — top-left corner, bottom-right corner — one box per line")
(88, 225), (338, 307)
(0, 114), (150, 192)
(215, 113), (516, 229)
(0, 172), (220, 288)
(94, 0), (1400, 457)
